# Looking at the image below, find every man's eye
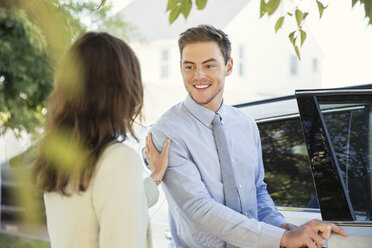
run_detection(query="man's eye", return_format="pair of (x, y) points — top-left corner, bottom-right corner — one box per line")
(185, 66), (193, 70)
(206, 64), (215, 68)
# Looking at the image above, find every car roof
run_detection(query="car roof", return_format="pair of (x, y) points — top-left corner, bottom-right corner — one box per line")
(234, 83), (372, 121)
(234, 95), (298, 121)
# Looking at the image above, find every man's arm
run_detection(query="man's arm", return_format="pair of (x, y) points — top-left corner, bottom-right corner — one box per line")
(151, 126), (285, 248)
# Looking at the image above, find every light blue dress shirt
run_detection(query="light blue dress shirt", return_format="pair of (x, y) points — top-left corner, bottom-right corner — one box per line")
(151, 95), (286, 248)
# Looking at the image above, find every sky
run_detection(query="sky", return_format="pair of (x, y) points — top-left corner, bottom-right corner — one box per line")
(110, 0), (372, 88)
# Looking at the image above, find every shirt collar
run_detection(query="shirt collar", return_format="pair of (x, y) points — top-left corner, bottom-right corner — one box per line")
(184, 94), (227, 129)
(216, 100), (227, 123)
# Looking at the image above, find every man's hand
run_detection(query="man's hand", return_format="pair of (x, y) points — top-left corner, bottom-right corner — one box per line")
(145, 132), (171, 184)
(280, 219), (348, 248)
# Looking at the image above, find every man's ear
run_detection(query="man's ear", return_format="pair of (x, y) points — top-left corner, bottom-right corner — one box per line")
(225, 58), (233, 76)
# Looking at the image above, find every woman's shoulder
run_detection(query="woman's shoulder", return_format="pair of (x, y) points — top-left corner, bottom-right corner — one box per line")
(95, 142), (142, 176)
(100, 142), (139, 161)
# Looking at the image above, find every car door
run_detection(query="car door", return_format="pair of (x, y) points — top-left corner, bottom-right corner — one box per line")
(237, 96), (322, 225)
(296, 88), (372, 248)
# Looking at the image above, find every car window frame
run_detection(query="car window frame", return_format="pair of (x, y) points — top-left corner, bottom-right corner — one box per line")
(295, 89), (372, 221)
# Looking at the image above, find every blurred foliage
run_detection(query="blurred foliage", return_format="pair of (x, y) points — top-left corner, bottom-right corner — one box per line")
(0, 233), (49, 248)
(0, 7), (53, 137)
(163, 0), (372, 60)
(5, 144), (43, 224)
(258, 118), (316, 207)
(0, 0), (131, 136)
(3, 126), (88, 224)
(40, 127), (88, 173)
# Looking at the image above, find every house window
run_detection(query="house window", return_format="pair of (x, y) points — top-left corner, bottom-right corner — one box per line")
(290, 55), (298, 75)
(312, 58), (318, 72)
(238, 45), (245, 77)
(161, 49), (169, 78)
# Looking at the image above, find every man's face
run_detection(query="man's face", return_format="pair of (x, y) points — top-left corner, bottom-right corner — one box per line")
(181, 42), (233, 112)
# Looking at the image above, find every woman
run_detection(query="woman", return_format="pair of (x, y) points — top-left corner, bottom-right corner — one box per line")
(32, 32), (170, 248)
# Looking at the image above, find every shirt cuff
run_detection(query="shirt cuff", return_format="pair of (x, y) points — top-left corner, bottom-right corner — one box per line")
(259, 222), (286, 248)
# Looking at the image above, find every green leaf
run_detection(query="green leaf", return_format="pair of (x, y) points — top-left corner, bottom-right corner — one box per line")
(267, 0), (281, 16)
(181, 0), (192, 19)
(260, 0), (267, 18)
(289, 31), (296, 46)
(295, 9), (304, 27)
(352, 0), (358, 7)
(287, 12), (293, 16)
(275, 16), (284, 33)
(195, 0), (208, 10)
(97, 0), (106, 9)
(294, 45), (301, 60)
(316, 0), (325, 19)
(303, 12), (309, 20)
(167, 0), (179, 11)
(364, 1), (372, 24)
(300, 29), (306, 47)
(169, 5), (181, 23)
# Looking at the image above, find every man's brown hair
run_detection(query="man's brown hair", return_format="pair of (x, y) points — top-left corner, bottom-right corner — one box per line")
(178, 25), (232, 64)
(32, 32), (143, 195)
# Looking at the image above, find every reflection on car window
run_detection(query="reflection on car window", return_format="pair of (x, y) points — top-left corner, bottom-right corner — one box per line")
(320, 99), (372, 221)
(258, 118), (317, 208)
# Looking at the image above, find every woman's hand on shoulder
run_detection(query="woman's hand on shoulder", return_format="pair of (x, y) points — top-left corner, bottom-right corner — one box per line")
(145, 132), (171, 185)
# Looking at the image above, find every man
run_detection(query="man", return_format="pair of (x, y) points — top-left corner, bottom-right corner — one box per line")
(147, 25), (347, 248)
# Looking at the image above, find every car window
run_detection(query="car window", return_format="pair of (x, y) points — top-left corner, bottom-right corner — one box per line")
(258, 118), (317, 208)
(318, 96), (372, 221)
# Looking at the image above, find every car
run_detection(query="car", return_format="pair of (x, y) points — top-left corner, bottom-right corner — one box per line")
(140, 86), (372, 247)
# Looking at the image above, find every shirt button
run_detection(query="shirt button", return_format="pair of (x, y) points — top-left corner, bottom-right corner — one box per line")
(239, 185), (242, 188)
(231, 159), (235, 163)
(244, 212), (248, 216)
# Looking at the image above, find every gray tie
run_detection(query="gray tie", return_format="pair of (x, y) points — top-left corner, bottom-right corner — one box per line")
(212, 113), (241, 248)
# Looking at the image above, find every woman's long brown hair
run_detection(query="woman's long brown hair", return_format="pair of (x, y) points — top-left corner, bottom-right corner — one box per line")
(32, 32), (143, 195)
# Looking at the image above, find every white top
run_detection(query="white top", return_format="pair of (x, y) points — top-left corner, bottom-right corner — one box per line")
(44, 143), (158, 248)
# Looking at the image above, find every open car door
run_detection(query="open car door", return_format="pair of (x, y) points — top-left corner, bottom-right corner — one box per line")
(296, 88), (372, 248)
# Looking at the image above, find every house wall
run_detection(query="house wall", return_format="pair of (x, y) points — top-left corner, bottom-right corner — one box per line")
(129, 1), (323, 124)
(130, 40), (186, 125)
(224, 0), (323, 103)
(0, 131), (31, 164)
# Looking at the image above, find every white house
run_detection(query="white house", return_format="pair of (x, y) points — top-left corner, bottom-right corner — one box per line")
(0, 131), (31, 165)
(119, 0), (323, 124)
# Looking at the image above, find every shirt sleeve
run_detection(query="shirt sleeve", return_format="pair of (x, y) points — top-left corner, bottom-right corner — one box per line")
(92, 145), (149, 248)
(151, 126), (285, 248)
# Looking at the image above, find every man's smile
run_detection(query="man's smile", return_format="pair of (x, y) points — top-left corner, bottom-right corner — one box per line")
(194, 84), (211, 89)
